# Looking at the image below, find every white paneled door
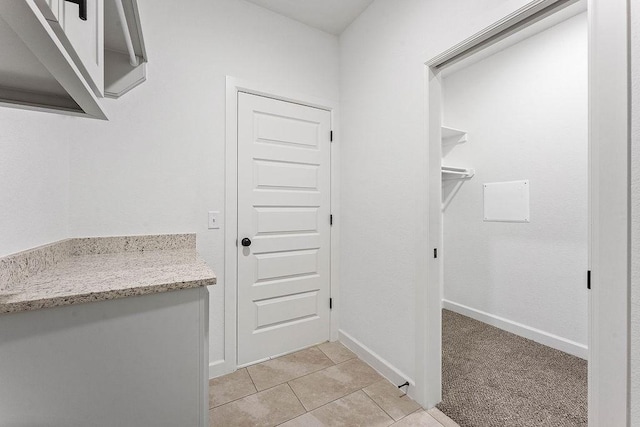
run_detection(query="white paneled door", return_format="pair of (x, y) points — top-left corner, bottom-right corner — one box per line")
(237, 92), (332, 366)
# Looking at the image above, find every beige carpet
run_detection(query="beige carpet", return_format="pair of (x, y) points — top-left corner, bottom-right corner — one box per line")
(437, 309), (587, 427)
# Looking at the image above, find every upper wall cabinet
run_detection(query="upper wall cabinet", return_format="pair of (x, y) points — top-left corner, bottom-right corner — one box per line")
(0, 0), (147, 120)
(37, 0), (105, 97)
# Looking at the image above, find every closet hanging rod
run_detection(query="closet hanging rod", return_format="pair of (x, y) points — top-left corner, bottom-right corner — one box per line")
(115, 0), (139, 67)
(441, 166), (475, 179)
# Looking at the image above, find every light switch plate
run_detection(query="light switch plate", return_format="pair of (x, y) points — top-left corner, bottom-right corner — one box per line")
(208, 211), (220, 229)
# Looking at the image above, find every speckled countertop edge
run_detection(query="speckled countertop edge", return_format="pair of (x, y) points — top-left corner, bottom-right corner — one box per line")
(0, 277), (214, 315)
(0, 234), (216, 315)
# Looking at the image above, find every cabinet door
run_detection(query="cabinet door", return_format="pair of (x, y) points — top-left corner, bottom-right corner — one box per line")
(60, 0), (103, 96)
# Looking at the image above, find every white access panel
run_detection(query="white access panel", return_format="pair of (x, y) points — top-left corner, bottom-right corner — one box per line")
(483, 180), (530, 222)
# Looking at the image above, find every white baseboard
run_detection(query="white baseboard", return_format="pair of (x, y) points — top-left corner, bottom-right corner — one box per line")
(338, 330), (417, 401)
(442, 300), (588, 359)
(209, 359), (235, 379)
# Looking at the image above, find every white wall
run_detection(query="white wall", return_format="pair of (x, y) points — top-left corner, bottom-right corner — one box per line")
(441, 13), (588, 356)
(339, 0), (538, 382)
(630, 0), (640, 423)
(68, 0), (340, 365)
(2, 0), (638, 410)
(0, 0), (339, 368)
(0, 110), (71, 257)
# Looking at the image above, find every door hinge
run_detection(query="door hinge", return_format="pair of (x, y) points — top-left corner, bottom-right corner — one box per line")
(330, 130), (333, 142)
(330, 214), (333, 226)
(434, 248), (438, 259)
(587, 270), (591, 290)
(329, 298), (333, 309)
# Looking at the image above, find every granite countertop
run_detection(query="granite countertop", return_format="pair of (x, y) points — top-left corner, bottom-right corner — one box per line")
(0, 234), (216, 314)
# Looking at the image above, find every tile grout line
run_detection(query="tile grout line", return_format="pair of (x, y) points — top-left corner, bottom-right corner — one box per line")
(212, 346), (407, 423)
(285, 383), (380, 423)
(285, 381), (309, 413)
(283, 354), (386, 413)
(286, 380), (311, 413)
(277, 383), (309, 426)
(246, 346), (336, 392)
(393, 400), (431, 423)
(242, 344), (329, 370)
(212, 347), (344, 411)
(294, 373), (385, 414)
(284, 351), (385, 417)
(399, 409), (440, 426)
(358, 386), (398, 425)
(284, 355), (359, 386)
(210, 369), (274, 410)
(315, 344), (337, 365)
(209, 387), (259, 410)
(318, 343), (358, 365)
(285, 365), (366, 415)
(243, 367), (260, 393)
(210, 382), (308, 426)
(283, 382), (311, 426)
(273, 377), (352, 427)
(316, 344), (356, 365)
(250, 363), (336, 393)
(425, 409), (450, 427)
(210, 382), (309, 421)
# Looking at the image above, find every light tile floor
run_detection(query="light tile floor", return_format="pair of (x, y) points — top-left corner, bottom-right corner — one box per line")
(209, 342), (459, 427)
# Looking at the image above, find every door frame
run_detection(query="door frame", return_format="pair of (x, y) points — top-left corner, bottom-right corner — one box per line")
(419, 0), (631, 425)
(213, 76), (340, 377)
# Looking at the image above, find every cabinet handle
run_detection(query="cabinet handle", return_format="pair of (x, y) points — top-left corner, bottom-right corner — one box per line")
(64, 0), (87, 21)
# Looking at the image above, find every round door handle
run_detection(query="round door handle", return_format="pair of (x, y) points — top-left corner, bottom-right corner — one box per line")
(241, 238), (252, 247)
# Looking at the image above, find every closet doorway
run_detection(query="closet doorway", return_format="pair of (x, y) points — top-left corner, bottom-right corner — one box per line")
(439, 7), (588, 424)
(419, 0), (631, 425)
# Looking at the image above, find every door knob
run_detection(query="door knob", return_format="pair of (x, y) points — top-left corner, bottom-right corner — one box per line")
(241, 238), (252, 247)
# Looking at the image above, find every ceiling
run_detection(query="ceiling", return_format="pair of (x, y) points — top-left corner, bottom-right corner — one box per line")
(244, 0), (374, 35)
